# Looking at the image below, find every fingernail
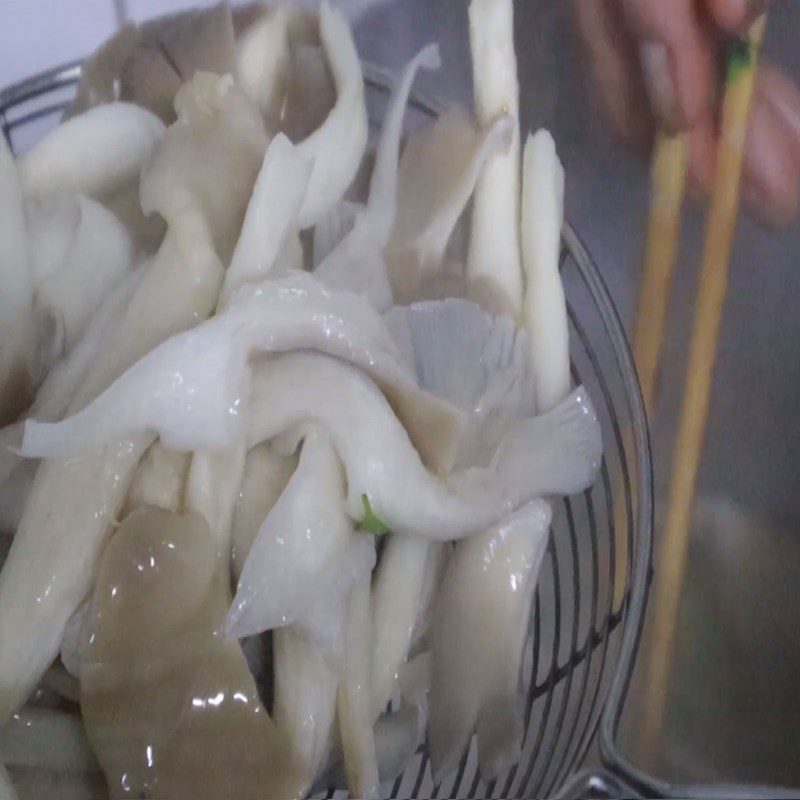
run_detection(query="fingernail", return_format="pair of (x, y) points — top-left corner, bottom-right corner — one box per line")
(640, 41), (681, 131)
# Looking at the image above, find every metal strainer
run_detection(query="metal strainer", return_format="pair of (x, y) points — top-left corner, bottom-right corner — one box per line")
(0, 62), (654, 800)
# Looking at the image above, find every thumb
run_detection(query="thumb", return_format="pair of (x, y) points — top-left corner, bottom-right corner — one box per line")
(705, 0), (769, 34)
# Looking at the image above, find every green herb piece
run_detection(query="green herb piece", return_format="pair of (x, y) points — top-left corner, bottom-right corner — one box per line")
(727, 36), (751, 84)
(357, 494), (391, 535)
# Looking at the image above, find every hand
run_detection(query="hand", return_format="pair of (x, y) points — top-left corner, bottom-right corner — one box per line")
(573, 0), (800, 227)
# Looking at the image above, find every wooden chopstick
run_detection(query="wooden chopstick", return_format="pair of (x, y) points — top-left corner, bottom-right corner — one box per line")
(634, 132), (689, 414)
(642, 15), (768, 750)
(612, 133), (689, 609)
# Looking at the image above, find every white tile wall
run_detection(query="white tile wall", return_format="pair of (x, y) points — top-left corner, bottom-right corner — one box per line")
(0, 0), (119, 88)
(124, 0), (218, 23)
(0, 0), (395, 92)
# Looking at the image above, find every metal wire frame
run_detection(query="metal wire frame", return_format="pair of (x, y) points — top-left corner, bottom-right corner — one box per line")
(0, 59), (655, 800)
(565, 229), (800, 800)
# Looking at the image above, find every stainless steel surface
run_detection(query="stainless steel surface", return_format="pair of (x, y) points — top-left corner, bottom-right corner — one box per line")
(355, 0), (800, 794)
(556, 768), (644, 800)
(0, 40), (654, 800)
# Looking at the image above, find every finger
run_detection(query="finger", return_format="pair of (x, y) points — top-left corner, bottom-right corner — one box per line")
(622, 0), (716, 132)
(705, 0), (769, 34)
(572, 0), (652, 145)
(756, 63), (800, 146)
(740, 67), (800, 227)
(687, 65), (800, 227)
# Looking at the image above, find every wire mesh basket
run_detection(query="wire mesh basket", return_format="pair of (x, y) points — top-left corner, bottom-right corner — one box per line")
(0, 62), (654, 800)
